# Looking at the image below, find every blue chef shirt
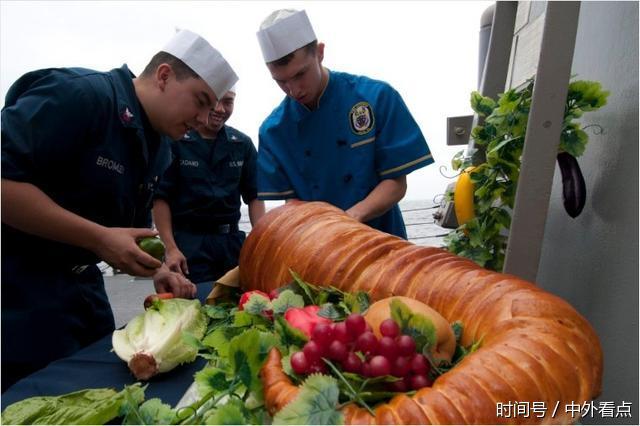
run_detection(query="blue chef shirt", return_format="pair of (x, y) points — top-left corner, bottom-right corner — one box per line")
(257, 70), (433, 239)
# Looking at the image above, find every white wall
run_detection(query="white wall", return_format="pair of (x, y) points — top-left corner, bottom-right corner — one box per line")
(531, 2), (638, 423)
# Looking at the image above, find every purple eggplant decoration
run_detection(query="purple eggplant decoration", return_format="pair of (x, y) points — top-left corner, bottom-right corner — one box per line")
(557, 152), (586, 218)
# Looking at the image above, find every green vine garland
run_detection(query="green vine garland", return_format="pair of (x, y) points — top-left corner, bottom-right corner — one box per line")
(444, 78), (609, 271)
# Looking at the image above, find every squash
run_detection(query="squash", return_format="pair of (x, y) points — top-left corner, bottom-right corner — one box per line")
(363, 296), (456, 363)
(453, 166), (475, 226)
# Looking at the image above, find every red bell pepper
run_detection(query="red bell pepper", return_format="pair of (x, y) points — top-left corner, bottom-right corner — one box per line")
(284, 305), (331, 337)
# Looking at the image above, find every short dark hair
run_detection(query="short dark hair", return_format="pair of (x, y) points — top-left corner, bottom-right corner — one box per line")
(140, 51), (200, 80)
(267, 40), (318, 67)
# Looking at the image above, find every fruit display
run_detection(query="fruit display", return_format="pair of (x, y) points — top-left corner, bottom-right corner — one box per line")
(240, 201), (603, 424)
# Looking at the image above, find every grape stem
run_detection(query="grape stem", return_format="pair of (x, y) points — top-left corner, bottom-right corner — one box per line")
(322, 357), (375, 416)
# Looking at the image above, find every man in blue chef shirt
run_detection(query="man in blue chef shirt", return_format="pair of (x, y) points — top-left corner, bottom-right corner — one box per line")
(152, 87), (265, 284)
(0, 29), (238, 391)
(255, 9), (433, 238)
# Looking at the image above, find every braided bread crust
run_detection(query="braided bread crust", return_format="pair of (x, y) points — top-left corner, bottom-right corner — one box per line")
(244, 201), (602, 424)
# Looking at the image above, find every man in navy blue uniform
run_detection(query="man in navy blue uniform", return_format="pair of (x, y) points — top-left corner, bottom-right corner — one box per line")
(255, 10), (434, 239)
(153, 88), (265, 284)
(0, 29), (238, 391)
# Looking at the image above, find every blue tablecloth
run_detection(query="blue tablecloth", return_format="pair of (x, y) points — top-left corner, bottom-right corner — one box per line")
(1, 282), (214, 409)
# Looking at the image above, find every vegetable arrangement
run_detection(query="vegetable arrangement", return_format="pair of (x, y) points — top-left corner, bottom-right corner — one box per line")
(2, 271), (476, 425)
(446, 78), (609, 271)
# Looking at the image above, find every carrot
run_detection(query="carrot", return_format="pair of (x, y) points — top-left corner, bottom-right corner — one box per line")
(143, 292), (174, 309)
(260, 348), (300, 415)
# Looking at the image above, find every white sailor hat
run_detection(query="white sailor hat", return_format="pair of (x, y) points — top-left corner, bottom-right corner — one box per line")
(256, 9), (317, 63)
(162, 29), (238, 100)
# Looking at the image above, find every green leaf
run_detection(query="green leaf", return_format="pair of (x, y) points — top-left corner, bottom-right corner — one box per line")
(470, 91), (497, 116)
(118, 384), (147, 420)
(289, 270), (319, 305)
(274, 315), (309, 350)
(389, 299), (437, 355)
(407, 314), (437, 354)
(195, 367), (231, 396)
(317, 303), (343, 321)
(353, 292), (371, 314)
(389, 298), (413, 330)
(451, 321), (464, 344)
(228, 330), (278, 395)
(201, 326), (244, 358)
(123, 398), (176, 425)
(560, 122), (588, 157)
(568, 80), (609, 111)
(233, 310), (254, 327)
(203, 304), (232, 320)
(487, 135), (522, 154)
(451, 149), (465, 171)
(281, 352), (298, 380)
(182, 330), (207, 351)
(272, 374), (343, 425)
(203, 399), (248, 425)
(271, 290), (305, 315)
(233, 310), (271, 328)
(228, 331), (259, 388)
(1, 384), (146, 425)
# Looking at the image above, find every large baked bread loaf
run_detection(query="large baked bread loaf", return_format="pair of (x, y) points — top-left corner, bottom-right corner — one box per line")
(239, 201), (603, 424)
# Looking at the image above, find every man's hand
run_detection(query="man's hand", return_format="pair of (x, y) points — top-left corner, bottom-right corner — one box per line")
(165, 247), (189, 276)
(153, 264), (197, 299)
(345, 176), (407, 223)
(93, 228), (163, 277)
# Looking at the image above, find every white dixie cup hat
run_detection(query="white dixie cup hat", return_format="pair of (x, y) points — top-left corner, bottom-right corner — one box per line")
(162, 29), (238, 100)
(256, 9), (317, 63)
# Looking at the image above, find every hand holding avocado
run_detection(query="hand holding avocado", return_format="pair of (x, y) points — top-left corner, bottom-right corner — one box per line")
(93, 227), (163, 277)
(138, 236), (166, 261)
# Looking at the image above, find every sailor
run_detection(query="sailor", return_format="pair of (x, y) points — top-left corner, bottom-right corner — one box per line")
(1, 29), (237, 390)
(153, 87), (265, 284)
(255, 9), (433, 238)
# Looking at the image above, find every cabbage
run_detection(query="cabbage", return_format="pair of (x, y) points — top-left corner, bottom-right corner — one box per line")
(112, 298), (207, 380)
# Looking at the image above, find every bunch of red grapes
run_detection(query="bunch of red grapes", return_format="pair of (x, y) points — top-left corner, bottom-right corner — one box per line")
(290, 313), (433, 392)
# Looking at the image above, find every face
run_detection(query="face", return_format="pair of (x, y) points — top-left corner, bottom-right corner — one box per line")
(267, 43), (325, 108)
(206, 91), (236, 132)
(152, 64), (217, 140)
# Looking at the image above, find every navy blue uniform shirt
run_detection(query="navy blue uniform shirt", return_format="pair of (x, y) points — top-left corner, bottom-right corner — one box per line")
(153, 127), (257, 283)
(1, 64), (171, 390)
(1, 64), (171, 265)
(258, 70), (433, 239)
(154, 126), (258, 227)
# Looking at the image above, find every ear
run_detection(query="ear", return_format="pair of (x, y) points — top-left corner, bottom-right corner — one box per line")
(155, 63), (173, 90)
(317, 42), (325, 64)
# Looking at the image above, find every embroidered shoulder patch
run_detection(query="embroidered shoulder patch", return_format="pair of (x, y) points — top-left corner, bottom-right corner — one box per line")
(349, 101), (374, 135)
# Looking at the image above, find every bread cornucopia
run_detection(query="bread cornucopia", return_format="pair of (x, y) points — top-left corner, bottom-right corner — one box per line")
(239, 201), (603, 424)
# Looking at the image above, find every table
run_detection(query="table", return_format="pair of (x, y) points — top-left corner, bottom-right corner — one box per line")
(1, 282), (214, 409)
